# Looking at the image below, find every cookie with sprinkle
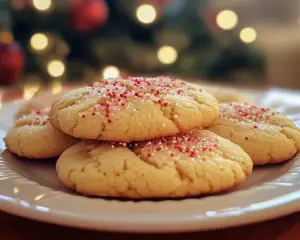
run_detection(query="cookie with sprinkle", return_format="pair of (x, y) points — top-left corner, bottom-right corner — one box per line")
(50, 76), (219, 141)
(56, 130), (253, 198)
(210, 102), (300, 165)
(5, 108), (76, 159)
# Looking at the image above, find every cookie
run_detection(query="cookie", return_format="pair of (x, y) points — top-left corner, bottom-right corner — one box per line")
(16, 89), (71, 119)
(202, 85), (253, 103)
(56, 130), (252, 198)
(4, 108), (76, 159)
(50, 76), (219, 141)
(209, 103), (300, 165)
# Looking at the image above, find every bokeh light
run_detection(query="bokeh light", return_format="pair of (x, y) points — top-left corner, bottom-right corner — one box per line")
(34, 194), (45, 201)
(103, 66), (120, 79)
(0, 32), (13, 44)
(23, 83), (40, 100)
(32, 0), (52, 12)
(240, 27), (257, 43)
(136, 4), (157, 24)
(216, 10), (238, 30)
(157, 46), (178, 65)
(51, 80), (62, 94)
(13, 187), (19, 194)
(30, 33), (48, 51)
(47, 60), (65, 77)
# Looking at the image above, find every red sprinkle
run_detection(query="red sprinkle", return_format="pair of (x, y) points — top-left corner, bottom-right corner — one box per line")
(87, 76), (199, 126)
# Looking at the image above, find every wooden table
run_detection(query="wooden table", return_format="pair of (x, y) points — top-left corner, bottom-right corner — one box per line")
(1, 210), (300, 239)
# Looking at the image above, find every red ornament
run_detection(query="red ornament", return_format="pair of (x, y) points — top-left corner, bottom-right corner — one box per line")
(152, 0), (174, 8)
(202, 5), (220, 33)
(70, 0), (109, 32)
(0, 42), (24, 85)
(9, 0), (30, 10)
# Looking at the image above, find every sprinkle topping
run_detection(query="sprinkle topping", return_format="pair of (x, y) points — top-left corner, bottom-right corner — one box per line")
(78, 76), (196, 123)
(18, 107), (50, 126)
(136, 131), (219, 159)
(220, 103), (278, 123)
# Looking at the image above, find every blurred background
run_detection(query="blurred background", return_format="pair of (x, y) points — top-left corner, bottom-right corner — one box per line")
(0, 0), (300, 100)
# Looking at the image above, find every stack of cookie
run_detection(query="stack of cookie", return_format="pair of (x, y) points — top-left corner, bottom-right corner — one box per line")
(4, 76), (300, 199)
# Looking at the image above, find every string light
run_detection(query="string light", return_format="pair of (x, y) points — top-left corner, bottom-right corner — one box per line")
(51, 80), (62, 94)
(32, 0), (52, 12)
(0, 31), (13, 44)
(23, 83), (40, 100)
(47, 60), (65, 77)
(216, 10), (238, 30)
(136, 4), (157, 24)
(30, 33), (48, 51)
(157, 46), (178, 65)
(102, 66), (120, 79)
(240, 27), (257, 43)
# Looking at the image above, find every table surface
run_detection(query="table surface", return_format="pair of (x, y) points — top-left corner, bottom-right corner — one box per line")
(1, 85), (300, 240)
(1, 211), (300, 240)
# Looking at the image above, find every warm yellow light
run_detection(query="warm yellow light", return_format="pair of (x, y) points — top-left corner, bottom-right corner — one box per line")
(0, 31), (13, 44)
(157, 46), (178, 65)
(34, 194), (45, 201)
(23, 83), (40, 100)
(51, 80), (62, 94)
(30, 33), (48, 51)
(103, 66), (120, 79)
(32, 0), (52, 12)
(136, 4), (157, 24)
(216, 10), (238, 30)
(240, 27), (257, 43)
(13, 187), (19, 194)
(47, 60), (65, 77)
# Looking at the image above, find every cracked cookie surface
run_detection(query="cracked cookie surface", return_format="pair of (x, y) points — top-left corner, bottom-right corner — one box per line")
(50, 76), (219, 141)
(209, 102), (300, 165)
(56, 130), (252, 198)
(5, 108), (76, 159)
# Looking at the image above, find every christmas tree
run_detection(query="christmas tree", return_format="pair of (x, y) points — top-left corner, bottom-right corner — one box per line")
(2, 0), (265, 86)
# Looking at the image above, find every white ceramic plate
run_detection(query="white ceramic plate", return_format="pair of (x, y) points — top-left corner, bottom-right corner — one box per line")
(1, 88), (300, 233)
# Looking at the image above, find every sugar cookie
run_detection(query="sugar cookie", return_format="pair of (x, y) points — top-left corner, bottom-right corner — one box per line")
(50, 76), (219, 141)
(209, 103), (300, 165)
(5, 108), (76, 159)
(56, 130), (252, 198)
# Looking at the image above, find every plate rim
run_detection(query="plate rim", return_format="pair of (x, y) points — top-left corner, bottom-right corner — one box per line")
(1, 89), (300, 233)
